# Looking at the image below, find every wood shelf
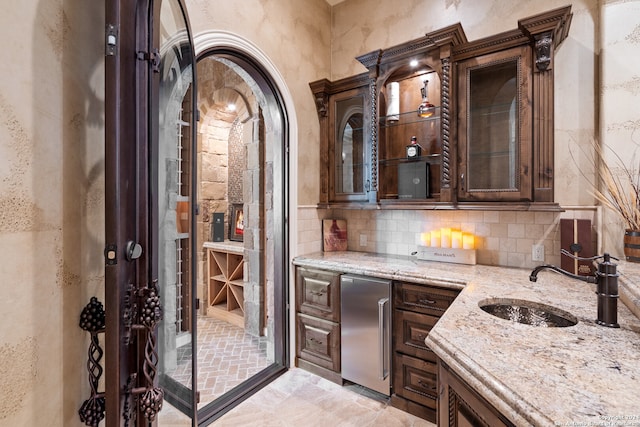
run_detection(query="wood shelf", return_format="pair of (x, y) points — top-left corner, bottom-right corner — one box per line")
(205, 241), (245, 328)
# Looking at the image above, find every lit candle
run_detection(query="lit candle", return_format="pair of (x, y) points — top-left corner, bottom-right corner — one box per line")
(441, 227), (451, 248)
(462, 233), (475, 250)
(451, 230), (462, 249)
(431, 229), (441, 248)
(421, 232), (431, 246)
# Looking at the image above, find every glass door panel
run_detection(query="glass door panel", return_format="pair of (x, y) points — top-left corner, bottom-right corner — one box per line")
(155, 0), (198, 416)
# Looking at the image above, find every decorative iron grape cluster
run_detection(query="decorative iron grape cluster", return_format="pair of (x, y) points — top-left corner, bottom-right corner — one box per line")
(139, 388), (164, 421)
(141, 288), (162, 328)
(79, 297), (106, 332)
(78, 396), (105, 427)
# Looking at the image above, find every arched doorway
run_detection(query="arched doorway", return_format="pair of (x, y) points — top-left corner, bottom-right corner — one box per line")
(159, 33), (295, 425)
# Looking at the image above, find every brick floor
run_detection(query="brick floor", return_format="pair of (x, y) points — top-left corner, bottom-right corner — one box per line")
(165, 315), (270, 408)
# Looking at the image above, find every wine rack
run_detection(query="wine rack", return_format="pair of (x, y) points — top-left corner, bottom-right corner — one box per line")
(205, 241), (245, 328)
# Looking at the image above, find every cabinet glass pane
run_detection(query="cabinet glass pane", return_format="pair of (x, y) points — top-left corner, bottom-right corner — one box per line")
(335, 96), (364, 195)
(467, 60), (518, 191)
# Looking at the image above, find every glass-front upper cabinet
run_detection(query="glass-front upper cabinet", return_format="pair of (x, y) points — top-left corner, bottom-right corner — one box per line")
(332, 91), (366, 200)
(311, 74), (371, 205)
(453, 6), (573, 206)
(457, 45), (532, 202)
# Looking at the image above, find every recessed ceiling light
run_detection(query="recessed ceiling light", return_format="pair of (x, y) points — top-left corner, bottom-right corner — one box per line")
(226, 103), (236, 111)
(410, 59), (419, 67)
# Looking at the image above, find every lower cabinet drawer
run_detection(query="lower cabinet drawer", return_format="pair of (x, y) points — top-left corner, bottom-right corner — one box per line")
(393, 353), (438, 410)
(394, 282), (459, 317)
(296, 313), (340, 372)
(393, 309), (438, 362)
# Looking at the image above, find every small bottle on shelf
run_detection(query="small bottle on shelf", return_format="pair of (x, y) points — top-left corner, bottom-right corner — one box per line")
(406, 136), (422, 159)
(417, 79), (436, 118)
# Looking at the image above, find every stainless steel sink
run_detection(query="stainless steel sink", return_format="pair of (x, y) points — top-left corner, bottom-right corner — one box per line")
(478, 298), (578, 327)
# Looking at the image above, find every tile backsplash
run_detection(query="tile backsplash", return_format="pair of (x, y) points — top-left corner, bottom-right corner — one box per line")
(297, 206), (600, 270)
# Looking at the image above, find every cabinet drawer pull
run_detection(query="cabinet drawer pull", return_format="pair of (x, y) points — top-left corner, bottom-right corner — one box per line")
(307, 338), (324, 346)
(310, 290), (326, 297)
(417, 379), (436, 392)
(418, 298), (437, 305)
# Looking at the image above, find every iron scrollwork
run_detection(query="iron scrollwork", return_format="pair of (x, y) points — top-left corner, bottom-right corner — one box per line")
(138, 280), (164, 421)
(79, 280), (164, 425)
(121, 280), (165, 422)
(78, 297), (106, 426)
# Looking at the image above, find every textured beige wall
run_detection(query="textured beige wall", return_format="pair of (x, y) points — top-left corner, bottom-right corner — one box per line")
(600, 0), (640, 255)
(186, 0), (332, 207)
(0, 0), (104, 426)
(1, 0), (638, 424)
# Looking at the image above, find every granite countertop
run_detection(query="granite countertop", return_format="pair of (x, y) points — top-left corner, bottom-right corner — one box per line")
(203, 240), (244, 254)
(293, 251), (640, 426)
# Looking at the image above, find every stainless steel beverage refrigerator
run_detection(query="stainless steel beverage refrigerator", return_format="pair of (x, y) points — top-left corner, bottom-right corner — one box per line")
(340, 275), (391, 395)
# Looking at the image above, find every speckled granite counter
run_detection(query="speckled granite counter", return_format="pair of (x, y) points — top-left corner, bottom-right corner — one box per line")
(293, 251), (640, 426)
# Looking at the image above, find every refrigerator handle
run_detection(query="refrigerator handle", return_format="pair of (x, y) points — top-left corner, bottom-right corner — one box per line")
(378, 297), (389, 380)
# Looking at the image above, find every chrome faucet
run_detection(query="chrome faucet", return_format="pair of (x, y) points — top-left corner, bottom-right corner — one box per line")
(529, 250), (620, 328)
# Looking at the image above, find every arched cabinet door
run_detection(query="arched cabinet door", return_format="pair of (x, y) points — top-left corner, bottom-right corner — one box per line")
(104, 0), (197, 425)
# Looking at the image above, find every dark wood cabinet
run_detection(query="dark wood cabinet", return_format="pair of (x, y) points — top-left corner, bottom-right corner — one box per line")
(310, 74), (371, 205)
(457, 45), (533, 202)
(296, 313), (340, 373)
(391, 281), (460, 423)
(311, 6), (572, 209)
(295, 267), (342, 383)
(356, 26), (466, 207)
(438, 360), (515, 427)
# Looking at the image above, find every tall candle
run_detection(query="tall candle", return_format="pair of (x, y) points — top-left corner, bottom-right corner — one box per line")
(462, 233), (475, 250)
(386, 82), (400, 121)
(421, 232), (431, 246)
(451, 230), (462, 249)
(441, 227), (452, 248)
(431, 229), (441, 248)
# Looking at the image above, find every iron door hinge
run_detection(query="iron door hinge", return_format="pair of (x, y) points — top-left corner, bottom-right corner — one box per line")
(137, 49), (160, 73)
(196, 298), (200, 310)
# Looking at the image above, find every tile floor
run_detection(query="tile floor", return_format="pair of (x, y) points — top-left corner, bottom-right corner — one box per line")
(160, 315), (435, 426)
(159, 368), (436, 426)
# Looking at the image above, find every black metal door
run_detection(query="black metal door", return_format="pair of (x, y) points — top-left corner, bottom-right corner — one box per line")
(103, 0), (197, 425)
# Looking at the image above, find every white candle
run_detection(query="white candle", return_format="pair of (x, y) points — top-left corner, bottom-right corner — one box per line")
(451, 230), (462, 249)
(463, 234), (475, 250)
(441, 227), (452, 248)
(431, 229), (441, 248)
(386, 82), (400, 121)
(421, 232), (431, 246)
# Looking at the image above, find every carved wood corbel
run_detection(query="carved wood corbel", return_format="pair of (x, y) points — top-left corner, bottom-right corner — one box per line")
(534, 33), (553, 72)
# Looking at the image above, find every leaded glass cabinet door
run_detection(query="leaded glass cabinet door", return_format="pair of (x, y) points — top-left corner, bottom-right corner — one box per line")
(104, 0), (198, 425)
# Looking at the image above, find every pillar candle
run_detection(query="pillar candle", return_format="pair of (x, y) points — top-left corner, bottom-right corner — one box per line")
(421, 232), (431, 246)
(430, 229), (441, 248)
(441, 227), (451, 248)
(462, 233), (475, 250)
(386, 82), (400, 121)
(451, 230), (462, 249)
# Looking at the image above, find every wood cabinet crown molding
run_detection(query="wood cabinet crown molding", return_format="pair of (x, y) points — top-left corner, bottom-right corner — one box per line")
(453, 5), (572, 62)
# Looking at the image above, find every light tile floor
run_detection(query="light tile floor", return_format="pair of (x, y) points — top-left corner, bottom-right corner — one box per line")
(159, 368), (436, 426)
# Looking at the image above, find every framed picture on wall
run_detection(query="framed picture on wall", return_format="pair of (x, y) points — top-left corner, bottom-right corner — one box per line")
(229, 203), (244, 242)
